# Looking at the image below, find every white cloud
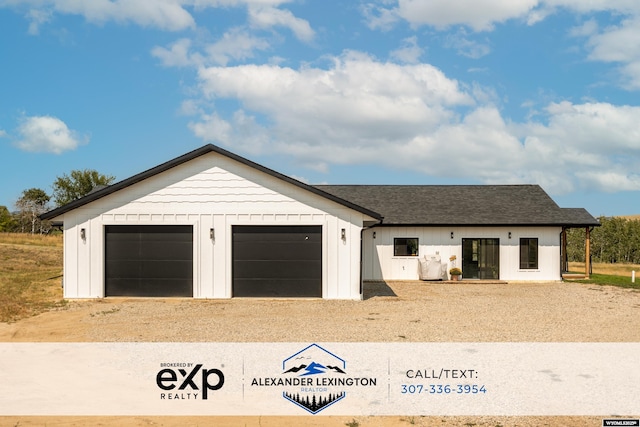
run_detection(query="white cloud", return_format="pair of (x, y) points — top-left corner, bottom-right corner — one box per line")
(152, 28), (270, 68)
(369, 0), (640, 32)
(51, 0), (195, 31)
(204, 27), (270, 65)
(569, 19), (598, 38)
(585, 18), (640, 63)
(0, 129), (7, 138)
(152, 38), (203, 67)
(361, 2), (400, 31)
(178, 99), (205, 116)
(189, 110), (270, 154)
(187, 52), (640, 194)
(15, 115), (87, 154)
(574, 171), (640, 192)
(190, 52), (474, 168)
(367, 1), (640, 89)
(579, 17), (640, 89)
(390, 36), (423, 64)
(188, 112), (232, 144)
(543, 0), (640, 14)
(4, 0), (310, 34)
(525, 5), (553, 25)
(0, 0), (195, 31)
(247, 5), (314, 41)
(196, 52), (473, 142)
(392, 0), (539, 31)
(516, 101), (640, 192)
(535, 101), (640, 154)
(402, 106), (528, 183)
(190, 0), (293, 7)
(26, 7), (53, 35)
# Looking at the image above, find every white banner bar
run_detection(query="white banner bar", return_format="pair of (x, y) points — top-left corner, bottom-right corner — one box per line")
(0, 343), (638, 416)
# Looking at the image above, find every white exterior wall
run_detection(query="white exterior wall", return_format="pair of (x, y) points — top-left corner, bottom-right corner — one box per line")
(57, 152), (372, 300)
(363, 226), (562, 281)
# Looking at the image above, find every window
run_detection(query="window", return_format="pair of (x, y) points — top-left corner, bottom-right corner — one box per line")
(520, 238), (538, 269)
(394, 238), (419, 256)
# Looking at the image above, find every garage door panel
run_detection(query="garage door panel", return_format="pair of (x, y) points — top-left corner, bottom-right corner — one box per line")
(139, 260), (193, 278)
(233, 260), (321, 279)
(105, 278), (139, 296)
(233, 234), (322, 243)
(107, 246), (193, 261)
(233, 226), (320, 239)
(105, 260), (139, 278)
(233, 225), (322, 298)
(233, 241), (320, 261)
(105, 239), (140, 260)
(233, 279), (320, 298)
(106, 278), (192, 297)
(138, 241), (193, 260)
(105, 225), (193, 297)
(139, 232), (192, 242)
(107, 261), (192, 279)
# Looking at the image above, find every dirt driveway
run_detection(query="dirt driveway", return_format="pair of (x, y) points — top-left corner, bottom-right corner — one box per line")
(1, 281), (639, 426)
(2, 281), (639, 342)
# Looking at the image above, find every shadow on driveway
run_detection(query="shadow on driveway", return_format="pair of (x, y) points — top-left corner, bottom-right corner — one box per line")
(363, 281), (398, 299)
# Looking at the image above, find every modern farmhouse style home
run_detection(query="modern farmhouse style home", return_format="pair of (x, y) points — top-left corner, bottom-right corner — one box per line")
(40, 144), (599, 300)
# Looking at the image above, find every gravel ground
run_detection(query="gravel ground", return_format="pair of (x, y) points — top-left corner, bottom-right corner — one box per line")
(2, 280), (639, 426)
(79, 280), (640, 343)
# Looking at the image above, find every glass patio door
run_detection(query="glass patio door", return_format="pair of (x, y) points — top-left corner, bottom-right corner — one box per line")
(462, 238), (500, 279)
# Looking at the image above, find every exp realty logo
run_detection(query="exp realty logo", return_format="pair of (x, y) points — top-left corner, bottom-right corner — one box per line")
(251, 344), (377, 414)
(156, 362), (225, 400)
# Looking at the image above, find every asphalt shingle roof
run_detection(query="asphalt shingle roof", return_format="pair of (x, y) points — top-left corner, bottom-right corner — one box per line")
(315, 185), (600, 227)
(39, 143), (599, 228)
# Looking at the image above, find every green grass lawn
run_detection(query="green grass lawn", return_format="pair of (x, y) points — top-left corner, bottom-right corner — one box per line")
(566, 273), (640, 289)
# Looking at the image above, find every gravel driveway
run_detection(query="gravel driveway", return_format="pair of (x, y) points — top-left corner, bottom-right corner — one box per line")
(3, 280), (639, 342)
(81, 280), (640, 342)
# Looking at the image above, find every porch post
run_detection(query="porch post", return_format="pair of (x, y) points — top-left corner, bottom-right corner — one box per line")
(561, 228), (567, 273)
(585, 226), (591, 279)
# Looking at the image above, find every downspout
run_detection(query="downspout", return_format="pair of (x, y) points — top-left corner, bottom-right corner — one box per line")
(559, 227), (566, 279)
(560, 227), (569, 273)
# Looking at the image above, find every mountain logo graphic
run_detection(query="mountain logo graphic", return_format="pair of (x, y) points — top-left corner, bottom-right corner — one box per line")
(280, 344), (348, 414)
(283, 362), (347, 376)
(301, 361), (325, 376)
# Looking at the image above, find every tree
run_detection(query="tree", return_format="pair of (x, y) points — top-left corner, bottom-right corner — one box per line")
(567, 216), (640, 265)
(0, 205), (16, 232)
(15, 188), (50, 234)
(52, 169), (115, 207)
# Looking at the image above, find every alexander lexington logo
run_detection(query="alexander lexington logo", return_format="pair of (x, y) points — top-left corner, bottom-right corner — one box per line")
(251, 344), (377, 414)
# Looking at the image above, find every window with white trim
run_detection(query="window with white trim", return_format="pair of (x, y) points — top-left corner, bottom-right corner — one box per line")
(520, 238), (538, 269)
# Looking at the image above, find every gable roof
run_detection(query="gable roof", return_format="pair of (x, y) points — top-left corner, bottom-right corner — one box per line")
(315, 185), (600, 227)
(39, 144), (383, 221)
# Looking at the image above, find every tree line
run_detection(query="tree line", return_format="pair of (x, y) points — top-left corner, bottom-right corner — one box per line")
(566, 216), (640, 265)
(0, 169), (115, 234)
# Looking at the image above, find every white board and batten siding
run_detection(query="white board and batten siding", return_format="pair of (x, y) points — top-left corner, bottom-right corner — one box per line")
(362, 226), (562, 281)
(58, 152), (374, 300)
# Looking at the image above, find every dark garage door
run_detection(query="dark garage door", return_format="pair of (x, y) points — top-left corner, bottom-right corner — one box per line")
(233, 225), (322, 297)
(105, 225), (193, 297)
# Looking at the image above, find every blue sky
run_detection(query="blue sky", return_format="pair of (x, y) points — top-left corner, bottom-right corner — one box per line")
(1, 0), (640, 217)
